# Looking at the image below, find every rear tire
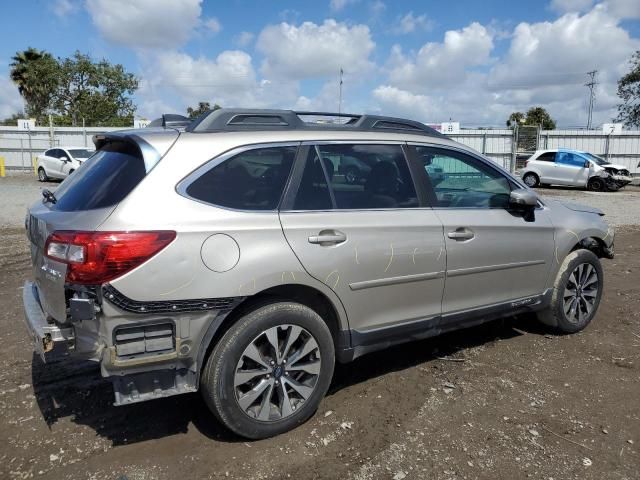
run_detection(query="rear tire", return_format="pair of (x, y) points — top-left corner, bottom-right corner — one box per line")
(537, 249), (603, 333)
(588, 177), (605, 191)
(523, 172), (539, 188)
(37, 167), (48, 182)
(201, 302), (335, 439)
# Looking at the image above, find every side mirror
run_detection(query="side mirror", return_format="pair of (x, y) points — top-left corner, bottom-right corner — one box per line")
(510, 188), (538, 209)
(584, 160), (590, 168)
(60, 156), (69, 162)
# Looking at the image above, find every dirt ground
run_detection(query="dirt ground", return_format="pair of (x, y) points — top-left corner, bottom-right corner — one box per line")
(0, 182), (639, 479)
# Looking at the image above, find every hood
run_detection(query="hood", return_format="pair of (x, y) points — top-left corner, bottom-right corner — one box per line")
(561, 201), (604, 216)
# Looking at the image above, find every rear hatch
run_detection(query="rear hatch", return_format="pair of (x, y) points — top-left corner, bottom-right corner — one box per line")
(26, 130), (178, 323)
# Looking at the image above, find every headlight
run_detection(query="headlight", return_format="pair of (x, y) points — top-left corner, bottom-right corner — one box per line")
(598, 170), (609, 178)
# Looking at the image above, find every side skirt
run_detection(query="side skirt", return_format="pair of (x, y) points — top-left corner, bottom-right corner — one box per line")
(336, 289), (552, 363)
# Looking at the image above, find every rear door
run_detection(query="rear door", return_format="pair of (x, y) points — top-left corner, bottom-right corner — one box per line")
(533, 151), (556, 183)
(279, 142), (445, 336)
(410, 145), (555, 314)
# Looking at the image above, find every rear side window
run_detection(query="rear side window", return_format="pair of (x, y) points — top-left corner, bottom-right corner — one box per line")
(186, 146), (297, 210)
(292, 144), (418, 210)
(536, 152), (556, 162)
(52, 141), (146, 212)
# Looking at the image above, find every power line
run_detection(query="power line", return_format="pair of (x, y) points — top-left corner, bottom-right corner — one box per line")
(585, 70), (598, 130)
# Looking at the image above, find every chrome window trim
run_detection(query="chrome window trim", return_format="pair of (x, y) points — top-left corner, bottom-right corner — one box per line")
(176, 141), (301, 213)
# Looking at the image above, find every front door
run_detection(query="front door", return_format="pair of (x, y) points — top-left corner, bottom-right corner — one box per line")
(555, 151), (590, 186)
(410, 145), (555, 314)
(279, 143), (446, 334)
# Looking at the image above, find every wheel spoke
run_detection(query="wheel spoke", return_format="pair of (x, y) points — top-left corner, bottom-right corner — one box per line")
(582, 264), (593, 285)
(568, 271), (579, 288)
(287, 336), (319, 366)
(281, 325), (303, 363)
(279, 378), (294, 417)
(581, 296), (593, 315)
(234, 368), (269, 387)
(265, 327), (281, 363)
(238, 378), (271, 411)
(242, 343), (270, 369)
(569, 297), (579, 322)
(582, 287), (597, 298)
(287, 359), (321, 375)
(256, 379), (275, 421)
(583, 272), (598, 288)
(283, 375), (314, 400)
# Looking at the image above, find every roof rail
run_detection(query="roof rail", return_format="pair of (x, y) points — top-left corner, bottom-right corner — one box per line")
(186, 108), (443, 138)
(147, 114), (192, 129)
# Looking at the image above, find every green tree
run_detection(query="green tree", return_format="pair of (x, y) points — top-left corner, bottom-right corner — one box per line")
(506, 111), (525, 128)
(187, 101), (221, 118)
(0, 112), (26, 126)
(53, 51), (139, 126)
(616, 50), (640, 128)
(507, 107), (556, 130)
(10, 47), (59, 123)
(524, 106), (556, 130)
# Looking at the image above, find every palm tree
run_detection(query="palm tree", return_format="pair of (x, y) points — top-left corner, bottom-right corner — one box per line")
(9, 48), (58, 122)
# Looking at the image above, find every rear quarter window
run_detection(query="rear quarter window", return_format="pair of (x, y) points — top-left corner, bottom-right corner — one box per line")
(185, 145), (297, 210)
(51, 141), (146, 212)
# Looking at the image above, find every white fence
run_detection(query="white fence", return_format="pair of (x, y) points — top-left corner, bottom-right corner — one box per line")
(1, 125), (639, 175)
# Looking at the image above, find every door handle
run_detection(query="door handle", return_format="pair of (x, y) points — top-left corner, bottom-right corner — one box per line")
(308, 231), (347, 245)
(447, 228), (474, 241)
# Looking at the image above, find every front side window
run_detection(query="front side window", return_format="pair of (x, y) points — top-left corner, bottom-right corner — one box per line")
(414, 146), (512, 208)
(186, 145), (297, 210)
(293, 144), (418, 210)
(556, 152), (586, 167)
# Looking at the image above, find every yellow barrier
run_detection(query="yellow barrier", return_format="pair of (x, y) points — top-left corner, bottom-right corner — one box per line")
(0, 157), (4, 177)
(33, 157), (38, 176)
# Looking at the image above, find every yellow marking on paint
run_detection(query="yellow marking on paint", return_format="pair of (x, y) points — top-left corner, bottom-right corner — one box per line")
(354, 246), (360, 265)
(332, 273), (340, 289)
(384, 243), (394, 272)
(436, 246), (443, 262)
(554, 246), (560, 265)
(325, 270), (339, 283)
(290, 271), (296, 281)
(281, 271), (285, 282)
(158, 276), (195, 296)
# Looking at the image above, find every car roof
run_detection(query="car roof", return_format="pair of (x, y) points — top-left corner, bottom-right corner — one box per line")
(50, 146), (95, 150)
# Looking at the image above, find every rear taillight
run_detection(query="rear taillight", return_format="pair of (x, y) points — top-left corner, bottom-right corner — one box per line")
(45, 231), (176, 284)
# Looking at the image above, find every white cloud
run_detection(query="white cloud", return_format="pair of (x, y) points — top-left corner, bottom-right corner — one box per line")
(370, 0), (386, 17)
(86, 0), (202, 48)
(137, 50), (300, 117)
(329, 0), (358, 12)
(376, 4), (639, 127)
(0, 76), (23, 119)
(604, 0), (640, 19)
(550, 0), (595, 13)
(234, 31), (255, 47)
(204, 17), (222, 34)
(387, 22), (494, 91)
(53, 0), (77, 17)
(392, 12), (434, 34)
(257, 19), (375, 79)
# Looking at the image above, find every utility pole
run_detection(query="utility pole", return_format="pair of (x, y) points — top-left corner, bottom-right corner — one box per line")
(338, 67), (343, 115)
(585, 70), (598, 130)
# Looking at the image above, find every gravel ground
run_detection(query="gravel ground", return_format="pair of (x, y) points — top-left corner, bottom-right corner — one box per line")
(0, 172), (59, 228)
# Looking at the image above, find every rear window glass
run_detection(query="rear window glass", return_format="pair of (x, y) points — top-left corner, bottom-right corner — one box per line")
(186, 146), (297, 210)
(51, 142), (146, 212)
(537, 152), (556, 162)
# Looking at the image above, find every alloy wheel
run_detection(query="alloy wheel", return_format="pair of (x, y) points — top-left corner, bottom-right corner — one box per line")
(563, 262), (599, 324)
(234, 324), (321, 422)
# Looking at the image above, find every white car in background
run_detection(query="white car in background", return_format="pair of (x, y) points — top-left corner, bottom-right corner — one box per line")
(36, 147), (95, 182)
(521, 148), (632, 191)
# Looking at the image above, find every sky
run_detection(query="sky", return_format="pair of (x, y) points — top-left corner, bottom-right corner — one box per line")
(0, 0), (639, 127)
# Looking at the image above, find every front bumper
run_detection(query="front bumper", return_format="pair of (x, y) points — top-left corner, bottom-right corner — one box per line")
(612, 175), (632, 186)
(22, 281), (74, 362)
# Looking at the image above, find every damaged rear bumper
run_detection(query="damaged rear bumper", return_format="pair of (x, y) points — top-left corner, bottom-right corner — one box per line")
(22, 281), (74, 362)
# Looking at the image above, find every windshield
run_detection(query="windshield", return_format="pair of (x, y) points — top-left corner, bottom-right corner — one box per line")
(68, 149), (95, 159)
(584, 153), (609, 166)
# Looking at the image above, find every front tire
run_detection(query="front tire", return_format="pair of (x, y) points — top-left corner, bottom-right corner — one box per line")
(37, 167), (48, 182)
(537, 249), (603, 333)
(201, 302), (335, 439)
(588, 177), (605, 191)
(523, 172), (539, 188)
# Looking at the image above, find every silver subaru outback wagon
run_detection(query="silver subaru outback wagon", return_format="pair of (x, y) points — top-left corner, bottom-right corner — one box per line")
(23, 109), (614, 439)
